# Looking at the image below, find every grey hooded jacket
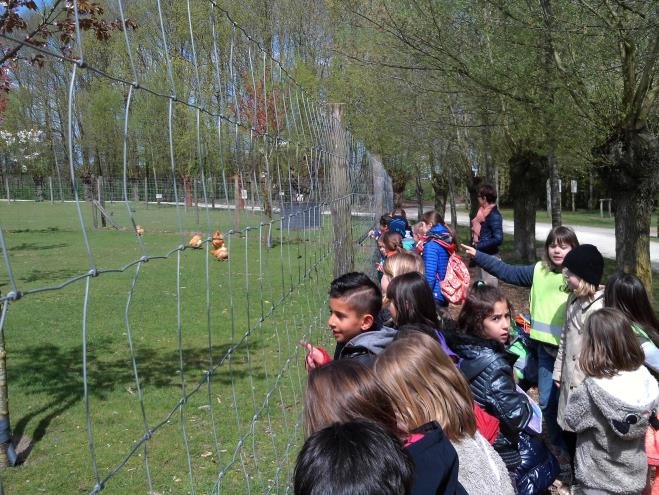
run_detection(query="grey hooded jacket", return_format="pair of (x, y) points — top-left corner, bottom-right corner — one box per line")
(451, 432), (515, 495)
(564, 366), (659, 494)
(333, 325), (397, 366)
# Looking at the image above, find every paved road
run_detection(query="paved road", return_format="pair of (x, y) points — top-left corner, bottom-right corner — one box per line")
(448, 211), (659, 272)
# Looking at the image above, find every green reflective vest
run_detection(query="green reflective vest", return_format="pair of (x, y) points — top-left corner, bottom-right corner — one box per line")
(529, 262), (569, 346)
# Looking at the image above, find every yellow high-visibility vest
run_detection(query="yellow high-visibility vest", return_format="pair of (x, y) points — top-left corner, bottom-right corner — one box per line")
(529, 262), (569, 346)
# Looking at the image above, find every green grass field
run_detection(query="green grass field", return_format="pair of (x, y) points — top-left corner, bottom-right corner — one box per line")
(0, 201), (375, 495)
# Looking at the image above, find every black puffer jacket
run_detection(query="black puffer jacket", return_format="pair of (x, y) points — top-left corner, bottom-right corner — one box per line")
(450, 334), (532, 468)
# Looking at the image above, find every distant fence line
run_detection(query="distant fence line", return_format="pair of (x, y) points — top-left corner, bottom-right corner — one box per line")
(1, 161), (393, 216)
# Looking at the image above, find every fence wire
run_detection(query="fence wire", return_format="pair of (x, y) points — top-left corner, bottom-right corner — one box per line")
(0, 1), (392, 494)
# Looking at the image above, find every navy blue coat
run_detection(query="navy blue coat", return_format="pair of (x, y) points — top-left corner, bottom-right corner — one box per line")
(475, 207), (503, 255)
(404, 422), (468, 495)
(515, 431), (560, 495)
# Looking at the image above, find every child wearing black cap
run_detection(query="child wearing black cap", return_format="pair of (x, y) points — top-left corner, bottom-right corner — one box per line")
(552, 244), (605, 461)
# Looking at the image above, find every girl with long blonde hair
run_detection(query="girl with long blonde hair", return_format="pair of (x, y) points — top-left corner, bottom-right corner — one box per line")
(375, 331), (514, 494)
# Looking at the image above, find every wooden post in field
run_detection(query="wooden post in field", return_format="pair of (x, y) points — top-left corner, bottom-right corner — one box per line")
(194, 178), (199, 226)
(329, 103), (354, 277)
(91, 178), (98, 229)
(4, 176), (10, 205)
(144, 176), (148, 209)
(48, 176), (53, 203)
(209, 176), (215, 209)
(233, 174), (241, 232)
(98, 176), (106, 228)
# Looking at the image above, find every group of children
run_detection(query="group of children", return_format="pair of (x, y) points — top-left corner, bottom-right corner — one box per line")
(296, 211), (659, 495)
(374, 208), (455, 311)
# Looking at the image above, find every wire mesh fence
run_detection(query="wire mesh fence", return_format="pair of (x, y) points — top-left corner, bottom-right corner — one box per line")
(0, 1), (393, 494)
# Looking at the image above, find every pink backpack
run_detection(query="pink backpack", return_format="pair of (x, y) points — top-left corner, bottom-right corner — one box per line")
(431, 239), (471, 304)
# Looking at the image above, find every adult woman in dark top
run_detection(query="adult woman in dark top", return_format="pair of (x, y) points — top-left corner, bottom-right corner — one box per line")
(471, 184), (503, 286)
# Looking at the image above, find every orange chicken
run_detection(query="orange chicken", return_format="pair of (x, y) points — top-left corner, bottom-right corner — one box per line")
(211, 246), (228, 261)
(212, 230), (224, 249)
(188, 234), (203, 249)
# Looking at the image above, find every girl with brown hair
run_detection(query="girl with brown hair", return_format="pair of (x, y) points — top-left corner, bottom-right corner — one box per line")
(375, 331), (514, 495)
(564, 308), (658, 495)
(450, 282), (560, 494)
(381, 231), (404, 257)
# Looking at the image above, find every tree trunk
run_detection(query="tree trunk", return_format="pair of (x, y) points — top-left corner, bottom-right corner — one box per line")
(548, 152), (562, 226)
(258, 170), (273, 218)
(509, 148), (547, 262)
(329, 104), (354, 277)
(429, 144), (447, 217)
(588, 171), (594, 210)
(392, 189), (405, 209)
(540, 0), (562, 227)
(131, 179), (140, 203)
(595, 126), (658, 292)
(447, 165), (458, 235)
(415, 172), (424, 222)
(432, 179), (447, 218)
(481, 110), (496, 184)
(371, 154), (385, 216)
(34, 177), (44, 202)
(183, 176), (193, 207)
(466, 174), (483, 222)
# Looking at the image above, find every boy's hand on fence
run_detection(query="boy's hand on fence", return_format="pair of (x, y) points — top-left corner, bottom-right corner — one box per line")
(300, 341), (331, 370)
(461, 244), (476, 258)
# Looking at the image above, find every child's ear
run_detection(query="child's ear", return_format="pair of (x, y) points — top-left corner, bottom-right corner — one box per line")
(360, 314), (374, 331)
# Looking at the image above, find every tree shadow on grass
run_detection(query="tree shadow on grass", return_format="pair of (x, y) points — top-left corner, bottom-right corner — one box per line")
(9, 242), (69, 252)
(19, 268), (79, 283)
(7, 227), (62, 234)
(10, 338), (266, 463)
